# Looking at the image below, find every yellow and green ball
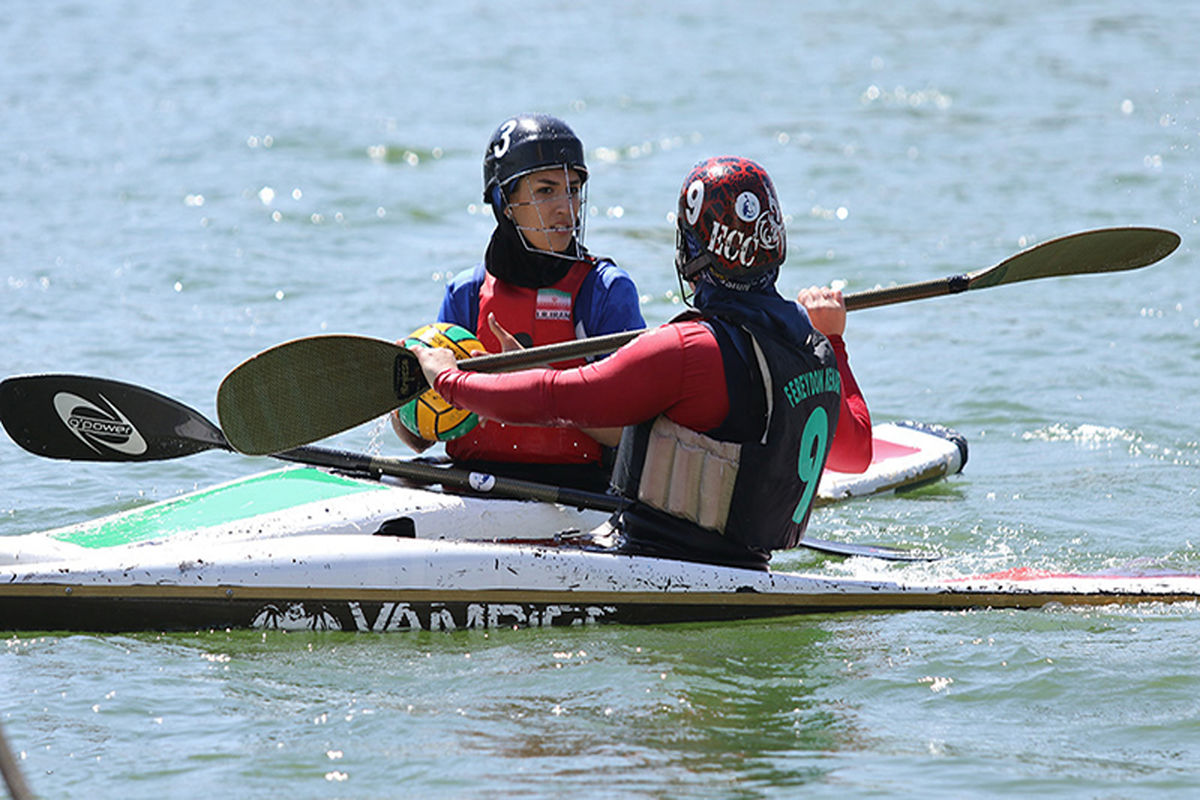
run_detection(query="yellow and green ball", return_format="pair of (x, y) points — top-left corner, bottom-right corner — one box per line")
(396, 323), (484, 441)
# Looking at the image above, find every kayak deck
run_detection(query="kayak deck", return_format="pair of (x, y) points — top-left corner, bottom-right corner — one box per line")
(2, 421), (967, 565)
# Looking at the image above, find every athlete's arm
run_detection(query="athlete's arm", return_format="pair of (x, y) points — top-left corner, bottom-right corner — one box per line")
(572, 263), (647, 445)
(436, 265), (485, 332)
(392, 266), (483, 452)
(429, 322), (727, 431)
(390, 407), (434, 453)
(797, 286), (872, 474)
(578, 262), (646, 336)
(824, 334), (872, 473)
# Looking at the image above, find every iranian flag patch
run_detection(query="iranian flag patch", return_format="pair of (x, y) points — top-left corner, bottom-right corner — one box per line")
(535, 288), (572, 321)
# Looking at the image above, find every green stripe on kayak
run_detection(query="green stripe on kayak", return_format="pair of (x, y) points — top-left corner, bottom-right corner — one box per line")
(53, 468), (383, 549)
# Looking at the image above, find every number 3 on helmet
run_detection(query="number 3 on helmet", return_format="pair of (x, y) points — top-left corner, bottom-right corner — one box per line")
(482, 113), (589, 211)
(396, 323), (483, 442)
(674, 156), (787, 293)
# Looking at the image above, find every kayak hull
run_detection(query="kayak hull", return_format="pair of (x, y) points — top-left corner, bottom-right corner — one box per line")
(2, 535), (1197, 632)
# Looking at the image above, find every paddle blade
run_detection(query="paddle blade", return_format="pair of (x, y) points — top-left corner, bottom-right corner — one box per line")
(217, 335), (424, 455)
(0, 374), (229, 462)
(968, 227), (1180, 289)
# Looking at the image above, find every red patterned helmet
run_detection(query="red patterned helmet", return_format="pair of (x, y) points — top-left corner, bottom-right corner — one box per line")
(675, 156), (786, 291)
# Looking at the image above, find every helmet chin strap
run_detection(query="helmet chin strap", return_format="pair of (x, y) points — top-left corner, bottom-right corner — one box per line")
(675, 224), (714, 304)
(678, 253), (712, 281)
(676, 269), (697, 307)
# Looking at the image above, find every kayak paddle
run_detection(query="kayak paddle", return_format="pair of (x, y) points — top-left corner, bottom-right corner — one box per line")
(0, 374), (933, 560)
(216, 226), (1180, 456)
(843, 224), (1180, 310)
(0, 373), (616, 508)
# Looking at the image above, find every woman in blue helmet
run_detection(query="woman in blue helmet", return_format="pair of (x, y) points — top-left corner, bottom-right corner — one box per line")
(392, 114), (645, 492)
(409, 156), (872, 569)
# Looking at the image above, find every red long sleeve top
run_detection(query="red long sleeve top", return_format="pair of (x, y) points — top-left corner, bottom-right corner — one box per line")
(435, 320), (873, 473)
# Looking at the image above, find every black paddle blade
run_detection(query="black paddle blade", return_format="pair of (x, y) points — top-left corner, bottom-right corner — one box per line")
(0, 374), (229, 462)
(217, 335), (422, 455)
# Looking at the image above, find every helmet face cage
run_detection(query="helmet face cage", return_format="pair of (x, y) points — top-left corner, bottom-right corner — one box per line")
(483, 114), (589, 259)
(674, 156), (786, 292)
(501, 163), (589, 260)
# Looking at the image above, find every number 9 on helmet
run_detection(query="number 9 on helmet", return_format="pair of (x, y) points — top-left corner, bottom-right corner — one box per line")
(396, 323), (484, 441)
(674, 156), (786, 293)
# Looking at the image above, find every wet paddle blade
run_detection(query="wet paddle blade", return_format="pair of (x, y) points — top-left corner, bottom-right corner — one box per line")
(967, 226), (1181, 288)
(0, 374), (229, 461)
(845, 226), (1180, 310)
(217, 335), (425, 455)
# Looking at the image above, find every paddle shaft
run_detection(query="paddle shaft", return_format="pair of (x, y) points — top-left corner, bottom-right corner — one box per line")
(282, 443), (841, 513)
(0, 722), (33, 800)
(429, 284), (960, 375)
(282, 445), (623, 512)
(843, 275), (968, 311)
(453, 282), (950, 373)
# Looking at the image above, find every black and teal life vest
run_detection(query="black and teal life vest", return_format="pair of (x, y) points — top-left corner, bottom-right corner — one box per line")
(612, 312), (841, 568)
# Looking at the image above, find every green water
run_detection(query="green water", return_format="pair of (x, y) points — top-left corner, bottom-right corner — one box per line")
(2, 0), (1198, 797)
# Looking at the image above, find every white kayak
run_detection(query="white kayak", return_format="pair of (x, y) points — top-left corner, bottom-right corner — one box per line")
(2, 533), (1199, 633)
(2, 415), (1197, 633)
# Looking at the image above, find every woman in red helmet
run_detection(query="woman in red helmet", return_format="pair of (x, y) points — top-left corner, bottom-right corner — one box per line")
(411, 156), (872, 570)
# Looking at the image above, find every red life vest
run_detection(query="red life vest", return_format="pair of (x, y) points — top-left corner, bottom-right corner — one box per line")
(446, 261), (604, 464)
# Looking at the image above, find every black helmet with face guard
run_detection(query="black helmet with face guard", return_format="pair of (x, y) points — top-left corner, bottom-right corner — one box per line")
(483, 114), (589, 210)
